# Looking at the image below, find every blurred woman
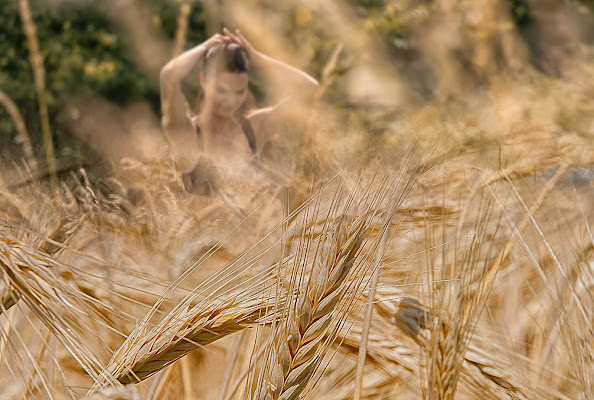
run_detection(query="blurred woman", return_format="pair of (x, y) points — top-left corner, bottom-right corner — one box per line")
(160, 28), (318, 194)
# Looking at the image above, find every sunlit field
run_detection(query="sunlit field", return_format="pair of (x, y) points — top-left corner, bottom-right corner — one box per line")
(1, 0), (593, 399)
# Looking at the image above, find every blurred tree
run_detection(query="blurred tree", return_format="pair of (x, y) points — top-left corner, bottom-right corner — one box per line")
(0, 0), (208, 164)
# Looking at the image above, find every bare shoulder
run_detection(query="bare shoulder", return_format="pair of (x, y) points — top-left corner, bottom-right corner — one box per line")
(246, 97), (294, 130)
(246, 106), (276, 129)
(245, 105), (281, 148)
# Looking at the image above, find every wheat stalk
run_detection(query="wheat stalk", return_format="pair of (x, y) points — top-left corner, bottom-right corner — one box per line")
(18, 0), (57, 192)
(250, 212), (369, 400)
(412, 189), (506, 399)
(91, 173), (371, 391)
(245, 169), (414, 400)
(0, 221), (109, 382)
(173, 3), (191, 58)
(371, 287), (535, 398)
(83, 386), (141, 400)
(353, 212), (394, 400)
(0, 90), (36, 171)
(428, 282), (464, 400)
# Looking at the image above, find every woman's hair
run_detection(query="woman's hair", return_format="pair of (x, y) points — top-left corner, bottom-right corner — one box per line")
(195, 43), (255, 115)
(203, 42), (249, 78)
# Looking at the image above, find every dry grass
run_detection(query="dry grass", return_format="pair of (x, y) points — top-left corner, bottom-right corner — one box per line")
(1, 0), (594, 399)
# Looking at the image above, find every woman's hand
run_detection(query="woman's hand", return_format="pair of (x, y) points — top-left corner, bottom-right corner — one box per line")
(222, 27), (318, 99)
(161, 33), (229, 81)
(202, 33), (230, 52)
(223, 28), (262, 62)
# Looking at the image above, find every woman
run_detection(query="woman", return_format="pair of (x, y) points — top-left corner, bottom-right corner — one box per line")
(160, 28), (319, 194)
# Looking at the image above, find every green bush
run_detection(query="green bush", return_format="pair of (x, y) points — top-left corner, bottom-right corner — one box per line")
(0, 0), (207, 163)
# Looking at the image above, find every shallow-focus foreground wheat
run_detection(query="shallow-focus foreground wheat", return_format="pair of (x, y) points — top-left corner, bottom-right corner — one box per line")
(244, 172), (412, 400)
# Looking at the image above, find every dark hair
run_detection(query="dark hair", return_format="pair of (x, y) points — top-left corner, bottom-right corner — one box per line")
(203, 43), (249, 79)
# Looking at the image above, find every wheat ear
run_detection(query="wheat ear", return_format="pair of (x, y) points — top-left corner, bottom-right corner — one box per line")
(374, 290), (533, 399)
(0, 222), (106, 380)
(429, 282), (465, 400)
(93, 296), (272, 388)
(251, 215), (367, 400)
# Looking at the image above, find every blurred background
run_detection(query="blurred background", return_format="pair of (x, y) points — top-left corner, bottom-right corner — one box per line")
(1, 0), (592, 185)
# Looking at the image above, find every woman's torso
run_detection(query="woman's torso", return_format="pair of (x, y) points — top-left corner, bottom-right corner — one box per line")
(181, 116), (259, 194)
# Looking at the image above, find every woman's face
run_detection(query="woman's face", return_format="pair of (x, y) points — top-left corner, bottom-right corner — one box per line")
(203, 72), (249, 118)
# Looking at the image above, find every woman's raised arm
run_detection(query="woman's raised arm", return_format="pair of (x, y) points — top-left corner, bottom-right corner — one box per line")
(160, 34), (228, 172)
(222, 28), (319, 145)
(223, 28), (319, 99)
(160, 34), (228, 130)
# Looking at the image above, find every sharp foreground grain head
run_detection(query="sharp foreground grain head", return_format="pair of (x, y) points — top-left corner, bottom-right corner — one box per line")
(93, 295), (275, 388)
(246, 170), (410, 400)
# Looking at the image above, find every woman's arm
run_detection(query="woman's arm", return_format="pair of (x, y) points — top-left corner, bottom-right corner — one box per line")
(160, 34), (227, 130)
(223, 29), (319, 147)
(223, 28), (319, 99)
(160, 34), (227, 172)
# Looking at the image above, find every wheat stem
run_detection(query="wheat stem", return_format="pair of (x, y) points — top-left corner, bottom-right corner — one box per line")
(148, 369), (174, 400)
(218, 330), (247, 400)
(0, 90), (36, 171)
(353, 212), (393, 400)
(18, 0), (57, 192)
(173, 3), (191, 58)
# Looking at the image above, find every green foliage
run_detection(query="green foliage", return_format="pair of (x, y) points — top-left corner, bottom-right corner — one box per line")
(2, 2), (135, 110)
(348, 0), (386, 13)
(576, 0), (594, 10)
(363, 5), (410, 50)
(8, 0), (587, 166)
(150, 0), (207, 44)
(347, 0), (430, 51)
(507, 0), (531, 29)
(0, 0), (207, 163)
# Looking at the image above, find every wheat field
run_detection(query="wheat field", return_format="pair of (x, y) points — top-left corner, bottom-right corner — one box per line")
(1, 0), (593, 399)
